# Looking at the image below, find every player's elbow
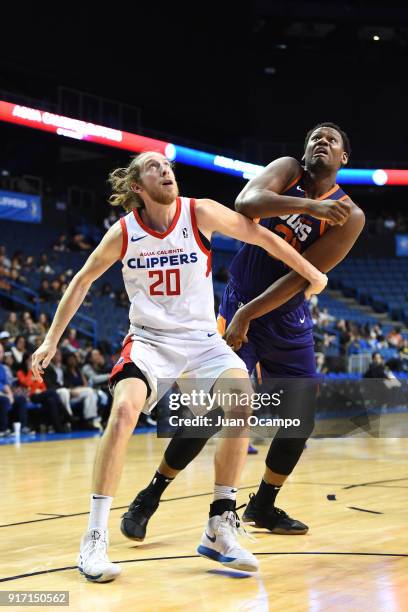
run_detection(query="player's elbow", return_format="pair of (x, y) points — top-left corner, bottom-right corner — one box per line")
(352, 206), (366, 232)
(72, 269), (93, 292)
(235, 193), (254, 217)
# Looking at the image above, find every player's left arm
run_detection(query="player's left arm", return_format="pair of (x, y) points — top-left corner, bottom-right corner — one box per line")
(195, 198), (327, 296)
(224, 199), (365, 350)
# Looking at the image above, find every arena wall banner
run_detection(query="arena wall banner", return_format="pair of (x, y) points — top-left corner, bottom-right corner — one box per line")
(2, 100), (408, 185)
(0, 189), (42, 223)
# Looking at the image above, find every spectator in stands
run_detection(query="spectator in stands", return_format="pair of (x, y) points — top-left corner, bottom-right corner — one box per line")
(82, 349), (110, 388)
(387, 326), (404, 349)
(0, 254), (11, 272)
(82, 349), (112, 421)
(0, 264), (11, 292)
(364, 352), (388, 379)
(16, 353), (70, 433)
(317, 307), (335, 328)
(37, 253), (55, 275)
(43, 349), (76, 425)
(63, 353), (101, 430)
(399, 339), (408, 371)
(71, 232), (92, 251)
(103, 209), (118, 231)
(49, 279), (62, 303)
(22, 255), (35, 274)
(3, 351), (15, 372)
(0, 342), (30, 435)
(67, 328), (80, 350)
(0, 331), (11, 351)
(11, 251), (23, 271)
(335, 319), (351, 352)
(23, 317), (42, 346)
(10, 266), (27, 285)
(11, 335), (27, 369)
(38, 279), (52, 303)
(53, 234), (69, 253)
(20, 311), (33, 333)
(374, 334), (388, 352)
(0, 246), (11, 269)
(315, 353), (329, 375)
(37, 313), (49, 339)
(3, 312), (21, 339)
(346, 332), (364, 356)
(319, 332), (338, 357)
(115, 289), (128, 308)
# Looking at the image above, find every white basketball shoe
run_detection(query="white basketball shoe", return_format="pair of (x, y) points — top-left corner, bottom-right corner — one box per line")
(197, 509), (259, 572)
(78, 528), (121, 582)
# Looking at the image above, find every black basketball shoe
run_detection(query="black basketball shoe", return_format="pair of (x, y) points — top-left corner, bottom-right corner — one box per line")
(120, 491), (159, 541)
(242, 493), (308, 534)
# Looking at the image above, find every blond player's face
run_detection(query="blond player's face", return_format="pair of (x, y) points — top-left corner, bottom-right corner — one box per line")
(138, 154), (179, 205)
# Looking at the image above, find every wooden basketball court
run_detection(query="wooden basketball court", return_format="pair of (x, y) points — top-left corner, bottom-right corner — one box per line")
(1, 433), (407, 610)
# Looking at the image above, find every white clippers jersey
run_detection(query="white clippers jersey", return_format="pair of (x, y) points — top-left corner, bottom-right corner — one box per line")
(120, 197), (216, 333)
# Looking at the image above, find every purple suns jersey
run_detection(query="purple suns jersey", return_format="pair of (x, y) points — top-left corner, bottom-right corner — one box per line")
(229, 175), (349, 311)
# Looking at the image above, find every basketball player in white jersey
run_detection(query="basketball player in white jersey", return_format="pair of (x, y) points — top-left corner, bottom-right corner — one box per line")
(31, 151), (327, 582)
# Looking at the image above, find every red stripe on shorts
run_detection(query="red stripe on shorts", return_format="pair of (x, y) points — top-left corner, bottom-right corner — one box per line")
(109, 336), (134, 382)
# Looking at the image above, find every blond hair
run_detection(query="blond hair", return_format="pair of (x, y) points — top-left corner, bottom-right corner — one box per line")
(107, 152), (154, 212)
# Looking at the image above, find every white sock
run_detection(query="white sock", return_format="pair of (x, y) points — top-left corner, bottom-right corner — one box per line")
(88, 494), (113, 531)
(213, 484), (237, 503)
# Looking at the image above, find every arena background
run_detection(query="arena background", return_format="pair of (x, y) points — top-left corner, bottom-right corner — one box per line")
(0, 3), (407, 610)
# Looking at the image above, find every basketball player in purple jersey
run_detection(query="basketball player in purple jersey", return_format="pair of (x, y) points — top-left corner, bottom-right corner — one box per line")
(122, 123), (364, 540)
(218, 122), (365, 532)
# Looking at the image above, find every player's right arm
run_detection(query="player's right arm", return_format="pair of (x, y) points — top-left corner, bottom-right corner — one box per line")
(31, 222), (123, 380)
(235, 156), (350, 225)
(195, 198), (327, 296)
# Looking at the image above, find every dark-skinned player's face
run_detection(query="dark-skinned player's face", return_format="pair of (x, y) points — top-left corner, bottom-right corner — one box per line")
(303, 127), (348, 171)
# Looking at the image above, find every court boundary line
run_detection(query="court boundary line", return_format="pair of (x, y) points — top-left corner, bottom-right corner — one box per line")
(1, 551), (407, 583)
(2, 478), (407, 528)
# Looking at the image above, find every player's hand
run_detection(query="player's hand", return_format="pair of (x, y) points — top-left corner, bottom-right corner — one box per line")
(223, 310), (250, 352)
(306, 200), (351, 226)
(31, 341), (57, 381)
(305, 271), (328, 299)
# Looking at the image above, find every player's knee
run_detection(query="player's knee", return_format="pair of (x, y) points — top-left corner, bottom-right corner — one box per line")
(111, 400), (141, 434)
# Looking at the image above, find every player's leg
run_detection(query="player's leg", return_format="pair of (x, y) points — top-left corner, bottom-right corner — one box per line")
(120, 430), (218, 540)
(78, 377), (148, 583)
(242, 373), (317, 534)
(197, 367), (258, 572)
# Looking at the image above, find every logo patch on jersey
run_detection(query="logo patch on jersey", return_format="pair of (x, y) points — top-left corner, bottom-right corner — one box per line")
(127, 252), (198, 269)
(182, 227), (189, 238)
(278, 214), (312, 242)
(131, 235), (148, 242)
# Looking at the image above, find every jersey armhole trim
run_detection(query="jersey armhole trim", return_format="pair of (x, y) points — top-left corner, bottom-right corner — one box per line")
(190, 198), (211, 255)
(283, 172), (303, 194)
(120, 217), (128, 260)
